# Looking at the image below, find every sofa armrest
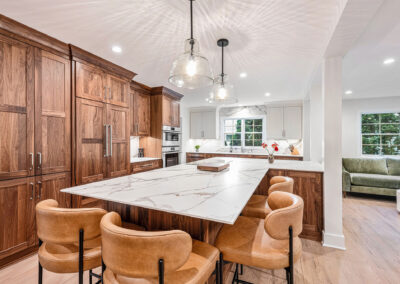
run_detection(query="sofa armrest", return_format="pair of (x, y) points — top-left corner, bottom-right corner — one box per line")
(342, 166), (351, 192)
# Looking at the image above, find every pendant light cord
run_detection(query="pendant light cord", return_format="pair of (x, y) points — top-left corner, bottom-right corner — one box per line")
(221, 44), (225, 84)
(190, 0), (194, 54)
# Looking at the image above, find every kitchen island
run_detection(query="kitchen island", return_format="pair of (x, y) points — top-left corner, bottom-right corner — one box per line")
(62, 158), (323, 243)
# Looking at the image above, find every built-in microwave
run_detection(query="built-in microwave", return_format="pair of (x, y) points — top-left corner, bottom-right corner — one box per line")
(162, 126), (181, 147)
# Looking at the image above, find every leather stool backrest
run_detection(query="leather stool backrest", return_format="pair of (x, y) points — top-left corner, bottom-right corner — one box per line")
(264, 192), (303, 240)
(36, 199), (106, 244)
(268, 176), (294, 195)
(101, 212), (192, 278)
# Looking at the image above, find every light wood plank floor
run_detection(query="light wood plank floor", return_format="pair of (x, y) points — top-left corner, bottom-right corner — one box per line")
(0, 195), (399, 284)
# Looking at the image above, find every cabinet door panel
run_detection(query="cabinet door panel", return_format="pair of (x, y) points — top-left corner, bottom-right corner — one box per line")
(203, 111), (216, 139)
(76, 98), (107, 185)
(133, 92), (150, 136)
(107, 104), (130, 178)
(35, 49), (71, 175)
(284, 106), (302, 139)
(267, 107), (284, 139)
(190, 112), (203, 138)
(0, 177), (35, 260)
(75, 62), (106, 102)
(37, 172), (71, 208)
(162, 96), (172, 126)
(171, 100), (180, 127)
(0, 35), (34, 180)
(107, 74), (129, 107)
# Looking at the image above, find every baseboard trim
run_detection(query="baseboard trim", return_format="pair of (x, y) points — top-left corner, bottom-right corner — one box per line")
(322, 231), (346, 250)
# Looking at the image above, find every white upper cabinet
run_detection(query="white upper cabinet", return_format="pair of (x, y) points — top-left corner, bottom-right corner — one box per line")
(267, 105), (302, 139)
(190, 109), (217, 139)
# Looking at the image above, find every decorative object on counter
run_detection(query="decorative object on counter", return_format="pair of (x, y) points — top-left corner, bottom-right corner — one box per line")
(197, 159), (230, 172)
(262, 142), (279, 164)
(138, 148), (144, 157)
(208, 38), (237, 104)
(195, 144), (201, 152)
(289, 144), (300, 155)
(169, 0), (213, 89)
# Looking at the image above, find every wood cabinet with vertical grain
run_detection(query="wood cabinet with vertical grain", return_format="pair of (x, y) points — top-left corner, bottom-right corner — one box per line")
(75, 61), (106, 102)
(0, 177), (36, 261)
(106, 73), (129, 108)
(162, 95), (172, 126)
(34, 49), (71, 176)
(75, 98), (107, 185)
(171, 99), (180, 127)
(0, 35), (35, 180)
(130, 82), (151, 136)
(107, 104), (130, 178)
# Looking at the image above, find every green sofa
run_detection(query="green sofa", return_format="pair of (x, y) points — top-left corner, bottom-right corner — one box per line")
(342, 157), (400, 197)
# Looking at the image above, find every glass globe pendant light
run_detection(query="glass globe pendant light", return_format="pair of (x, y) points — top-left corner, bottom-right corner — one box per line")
(209, 38), (237, 104)
(169, 0), (213, 89)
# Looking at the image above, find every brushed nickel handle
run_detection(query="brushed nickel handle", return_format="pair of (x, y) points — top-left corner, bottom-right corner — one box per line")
(37, 181), (42, 200)
(30, 183), (34, 200)
(37, 152), (42, 169)
(104, 86), (107, 100)
(29, 153), (34, 170)
(104, 124), (109, 157)
(109, 125), (113, 157)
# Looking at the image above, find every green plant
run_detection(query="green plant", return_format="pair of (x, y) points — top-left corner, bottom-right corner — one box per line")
(195, 145), (200, 150)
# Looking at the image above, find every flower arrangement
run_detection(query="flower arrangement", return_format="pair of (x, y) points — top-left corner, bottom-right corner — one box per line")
(262, 142), (279, 163)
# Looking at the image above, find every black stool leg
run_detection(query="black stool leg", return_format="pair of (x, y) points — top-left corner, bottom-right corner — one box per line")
(89, 269), (93, 284)
(158, 259), (164, 284)
(102, 259), (106, 284)
(219, 253), (224, 284)
(289, 226), (294, 284)
(216, 261), (220, 284)
(240, 264), (243, 275)
(38, 239), (43, 284)
(79, 229), (84, 284)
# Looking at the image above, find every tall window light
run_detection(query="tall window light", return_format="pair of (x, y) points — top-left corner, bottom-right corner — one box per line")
(361, 112), (400, 155)
(224, 118), (264, 147)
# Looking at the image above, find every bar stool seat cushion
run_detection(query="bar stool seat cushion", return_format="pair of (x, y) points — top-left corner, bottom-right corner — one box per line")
(215, 216), (302, 270)
(38, 236), (102, 273)
(241, 195), (271, 219)
(103, 240), (218, 284)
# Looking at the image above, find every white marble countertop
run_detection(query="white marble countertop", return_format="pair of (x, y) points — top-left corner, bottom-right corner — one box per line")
(62, 158), (322, 224)
(130, 157), (160, 163)
(186, 151), (303, 157)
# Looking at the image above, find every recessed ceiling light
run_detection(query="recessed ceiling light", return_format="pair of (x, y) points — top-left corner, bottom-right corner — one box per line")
(345, 90), (353, 95)
(383, 58), (395, 65)
(239, 72), (247, 78)
(265, 92), (271, 97)
(112, 45), (122, 53)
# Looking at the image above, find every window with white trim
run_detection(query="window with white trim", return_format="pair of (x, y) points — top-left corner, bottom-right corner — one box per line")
(361, 112), (400, 155)
(223, 118), (264, 147)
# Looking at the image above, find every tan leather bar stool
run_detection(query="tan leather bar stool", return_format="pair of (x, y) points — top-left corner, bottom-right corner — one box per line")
(100, 211), (221, 284)
(242, 176), (294, 219)
(36, 199), (107, 284)
(216, 191), (304, 284)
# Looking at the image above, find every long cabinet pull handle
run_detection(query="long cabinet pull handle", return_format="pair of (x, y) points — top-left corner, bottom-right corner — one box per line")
(37, 181), (42, 200)
(109, 87), (112, 99)
(30, 183), (34, 200)
(29, 153), (34, 170)
(104, 86), (107, 100)
(109, 125), (113, 157)
(37, 152), (42, 169)
(104, 124), (109, 157)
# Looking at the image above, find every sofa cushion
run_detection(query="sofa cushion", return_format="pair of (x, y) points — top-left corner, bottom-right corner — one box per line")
(350, 173), (400, 189)
(343, 158), (388, 175)
(387, 158), (400, 176)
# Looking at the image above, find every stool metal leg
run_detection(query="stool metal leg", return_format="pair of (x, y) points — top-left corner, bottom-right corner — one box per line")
(289, 226), (293, 284)
(220, 253), (224, 284)
(158, 259), (164, 284)
(38, 239), (43, 284)
(79, 229), (84, 284)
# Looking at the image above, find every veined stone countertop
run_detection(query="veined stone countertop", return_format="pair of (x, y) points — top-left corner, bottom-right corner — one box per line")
(186, 151), (303, 157)
(130, 157), (160, 163)
(62, 158), (322, 224)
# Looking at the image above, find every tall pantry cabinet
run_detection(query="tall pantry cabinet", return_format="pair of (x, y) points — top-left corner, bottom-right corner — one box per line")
(71, 46), (134, 208)
(0, 15), (71, 266)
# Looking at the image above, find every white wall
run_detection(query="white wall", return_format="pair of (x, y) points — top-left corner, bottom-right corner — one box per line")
(342, 96), (400, 157)
(302, 99), (311, 161)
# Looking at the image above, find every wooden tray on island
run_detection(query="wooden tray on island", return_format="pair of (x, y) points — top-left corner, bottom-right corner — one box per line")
(197, 160), (230, 172)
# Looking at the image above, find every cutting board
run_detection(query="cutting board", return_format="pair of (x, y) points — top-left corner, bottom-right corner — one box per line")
(197, 160), (230, 172)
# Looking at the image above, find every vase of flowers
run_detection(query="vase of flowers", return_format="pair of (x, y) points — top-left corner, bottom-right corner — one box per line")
(262, 142), (279, 164)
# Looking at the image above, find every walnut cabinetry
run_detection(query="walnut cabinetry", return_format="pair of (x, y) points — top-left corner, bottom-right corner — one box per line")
(131, 159), (162, 174)
(162, 95), (180, 127)
(130, 82), (151, 136)
(186, 152), (303, 162)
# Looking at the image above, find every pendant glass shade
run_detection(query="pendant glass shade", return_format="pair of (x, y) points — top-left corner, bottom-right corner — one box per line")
(209, 74), (237, 104)
(169, 39), (214, 89)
